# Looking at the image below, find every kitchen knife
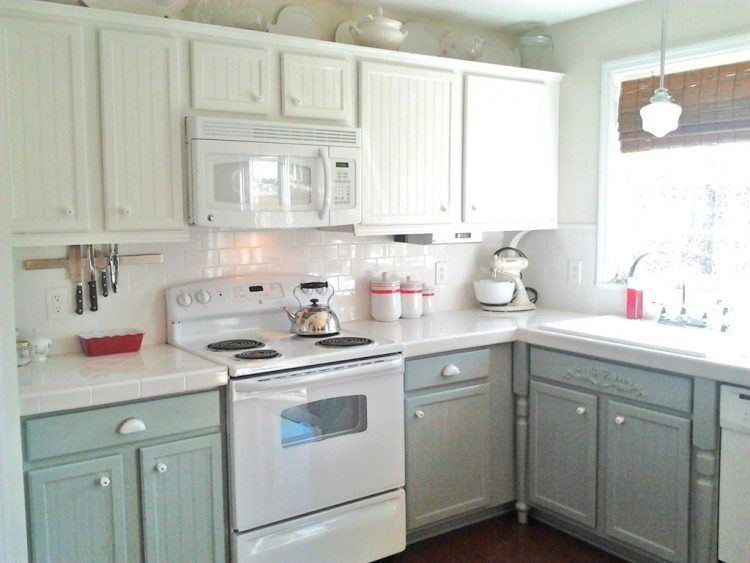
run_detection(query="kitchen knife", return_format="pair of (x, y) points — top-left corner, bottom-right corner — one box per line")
(100, 246), (109, 297)
(87, 245), (98, 312)
(69, 246), (84, 315)
(110, 243), (119, 293)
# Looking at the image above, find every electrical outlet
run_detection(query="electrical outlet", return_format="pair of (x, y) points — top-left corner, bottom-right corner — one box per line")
(435, 261), (448, 286)
(567, 260), (583, 285)
(46, 287), (69, 319)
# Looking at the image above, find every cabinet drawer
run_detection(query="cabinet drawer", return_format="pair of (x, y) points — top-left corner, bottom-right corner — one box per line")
(24, 391), (220, 462)
(530, 348), (692, 413)
(406, 349), (490, 391)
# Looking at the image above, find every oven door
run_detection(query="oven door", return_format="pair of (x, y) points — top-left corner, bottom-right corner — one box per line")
(190, 139), (332, 229)
(228, 355), (405, 532)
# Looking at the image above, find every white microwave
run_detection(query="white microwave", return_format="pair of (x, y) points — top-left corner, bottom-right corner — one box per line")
(187, 117), (361, 229)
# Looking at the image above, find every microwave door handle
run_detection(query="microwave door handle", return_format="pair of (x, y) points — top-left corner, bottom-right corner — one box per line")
(318, 147), (332, 220)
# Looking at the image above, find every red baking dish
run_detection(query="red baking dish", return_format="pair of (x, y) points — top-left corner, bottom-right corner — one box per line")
(78, 329), (145, 356)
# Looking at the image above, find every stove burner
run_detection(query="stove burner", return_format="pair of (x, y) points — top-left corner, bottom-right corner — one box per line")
(207, 339), (264, 351)
(315, 337), (374, 348)
(234, 349), (281, 360)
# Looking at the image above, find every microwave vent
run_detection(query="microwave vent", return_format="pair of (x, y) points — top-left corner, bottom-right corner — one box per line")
(190, 118), (360, 147)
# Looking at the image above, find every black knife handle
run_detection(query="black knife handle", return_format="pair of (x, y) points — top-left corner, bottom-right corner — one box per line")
(75, 285), (84, 315)
(101, 270), (109, 297)
(88, 280), (98, 312)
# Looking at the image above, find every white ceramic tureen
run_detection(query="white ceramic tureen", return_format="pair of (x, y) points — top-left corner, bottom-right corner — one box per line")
(349, 7), (408, 51)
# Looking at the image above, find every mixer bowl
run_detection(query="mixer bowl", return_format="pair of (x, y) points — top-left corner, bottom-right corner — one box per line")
(473, 279), (515, 306)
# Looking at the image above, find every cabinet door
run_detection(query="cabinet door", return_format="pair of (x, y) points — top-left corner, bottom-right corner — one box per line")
(463, 75), (558, 228)
(604, 400), (690, 562)
(405, 383), (490, 530)
(360, 61), (460, 226)
(529, 381), (598, 527)
(0, 18), (89, 234)
(140, 433), (225, 563)
(100, 29), (184, 231)
(191, 41), (270, 114)
(27, 455), (127, 562)
(282, 53), (351, 121)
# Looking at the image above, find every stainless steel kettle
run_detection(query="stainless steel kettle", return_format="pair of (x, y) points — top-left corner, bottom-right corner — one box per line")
(283, 281), (341, 336)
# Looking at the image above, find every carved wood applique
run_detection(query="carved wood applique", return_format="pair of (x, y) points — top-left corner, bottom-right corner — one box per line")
(564, 367), (647, 397)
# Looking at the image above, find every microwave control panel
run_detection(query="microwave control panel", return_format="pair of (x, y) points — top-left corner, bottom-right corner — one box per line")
(333, 160), (356, 209)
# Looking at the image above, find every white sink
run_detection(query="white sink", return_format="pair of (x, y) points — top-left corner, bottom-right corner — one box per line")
(540, 315), (714, 358)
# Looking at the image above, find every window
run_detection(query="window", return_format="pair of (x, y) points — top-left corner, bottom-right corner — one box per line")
(280, 395), (367, 447)
(598, 37), (750, 308)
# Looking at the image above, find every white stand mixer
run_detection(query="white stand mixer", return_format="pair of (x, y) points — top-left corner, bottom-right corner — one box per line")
(484, 247), (537, 312)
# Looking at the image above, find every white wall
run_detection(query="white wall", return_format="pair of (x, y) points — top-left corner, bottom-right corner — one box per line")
(517, 0), (750, 314)
(14, 230), (503, 355)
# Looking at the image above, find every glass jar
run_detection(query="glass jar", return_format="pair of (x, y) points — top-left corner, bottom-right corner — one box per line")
(400, 276), (423, 319)
(16, 339), (31, 367)
(370, 272), (401, 322)
(516, 28), (554, 71)
(422, 285), (435, 316)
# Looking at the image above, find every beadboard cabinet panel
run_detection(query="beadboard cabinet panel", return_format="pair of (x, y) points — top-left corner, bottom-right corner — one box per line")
(140, 434), (225, 563)
(1, 17), (90, 234)
(360, 61), (461, 227)
(282, 53), (352, 121)
(464, 74), (558, 228)
(529, 381), (598, 528)
(191, 41), (270, 114)
(99, 29), (185, 232)
(27, 455), (128, 563)
(604, 400), (690, 562)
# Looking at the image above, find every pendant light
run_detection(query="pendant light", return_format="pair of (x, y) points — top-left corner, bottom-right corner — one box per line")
(640, 0), (682, 137)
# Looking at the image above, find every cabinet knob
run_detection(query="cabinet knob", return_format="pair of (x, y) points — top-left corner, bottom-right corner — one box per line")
(120, 205), (132, 217)
(471, 204), (477, 211)
(117, 417), (147, 434)
(207, 214), (215, 222)
(441, 364), (461, 378)
(614, 415), (626, 425)
(62, 206), (74, 216)
(576, 406), (587, 415)
(440, 204), (448, 212)
(254, 93), (263, 103)
(156, 463), (168, 473)
(98, 476), (111, 488)
(291, 96), (301, 106)
(414, 409), (425, 419)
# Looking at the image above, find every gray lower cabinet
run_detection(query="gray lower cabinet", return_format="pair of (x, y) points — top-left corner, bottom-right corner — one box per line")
(140, 434), (225, 562)
(406, 383), (491, 529)
(23, 390), (225, 563)
(528, 381), (598, 528)
(27, 455), (128, 562)
(404, 345), (514, 535)
(604, 400), (690, 562)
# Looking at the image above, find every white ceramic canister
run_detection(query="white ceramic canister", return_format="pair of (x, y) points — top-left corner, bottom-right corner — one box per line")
(400, 276), (423, 319)
(422, 284), (435, 316)
(370, 272), (401, 322)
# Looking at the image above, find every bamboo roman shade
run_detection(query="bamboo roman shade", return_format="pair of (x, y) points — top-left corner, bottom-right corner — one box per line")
(618, 60), (750, 152)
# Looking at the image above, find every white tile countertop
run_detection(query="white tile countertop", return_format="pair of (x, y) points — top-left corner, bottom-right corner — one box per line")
(347, 308), (750, 387)
(18, 344), (228, 416)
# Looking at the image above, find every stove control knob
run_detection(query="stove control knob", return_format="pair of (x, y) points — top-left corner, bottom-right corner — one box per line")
(176, 292), (193, 307)
(195, 289), (211, 304)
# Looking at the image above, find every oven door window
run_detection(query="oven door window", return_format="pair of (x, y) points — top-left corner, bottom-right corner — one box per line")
(280, 395), (367, 447)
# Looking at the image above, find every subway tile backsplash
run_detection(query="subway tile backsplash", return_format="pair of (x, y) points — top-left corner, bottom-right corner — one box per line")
(14, 229), (503, 355)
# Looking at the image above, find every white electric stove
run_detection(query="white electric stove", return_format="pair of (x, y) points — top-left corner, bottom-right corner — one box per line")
(166, 274), (406, 563)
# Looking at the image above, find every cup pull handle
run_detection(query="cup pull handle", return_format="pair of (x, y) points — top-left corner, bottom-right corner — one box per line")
(118, 418), (147, 434)
(441, 364), (461, 377)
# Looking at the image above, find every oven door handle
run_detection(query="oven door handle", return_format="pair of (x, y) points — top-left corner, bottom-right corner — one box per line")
(318, 147), (332, 221)
(232, 355), (403, 397)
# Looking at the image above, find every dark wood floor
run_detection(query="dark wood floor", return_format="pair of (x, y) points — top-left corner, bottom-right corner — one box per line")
(380, 514), (624, 562)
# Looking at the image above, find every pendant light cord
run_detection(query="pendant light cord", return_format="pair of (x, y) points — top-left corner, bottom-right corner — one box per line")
(659, 0), (667, 89)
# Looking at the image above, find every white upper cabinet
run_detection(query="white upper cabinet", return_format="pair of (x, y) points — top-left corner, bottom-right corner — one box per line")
(282, 53), (352, 122)
(1, 18), (90, 234)
(191, 41), (270, 114)
(463, 74), (558, 229)
(360, 61), (461, 229)
(99, 29), (184, 231)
